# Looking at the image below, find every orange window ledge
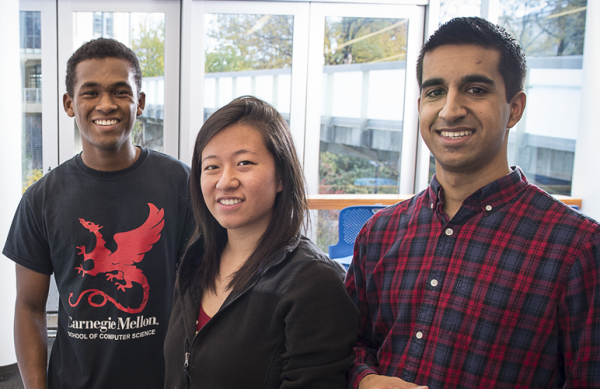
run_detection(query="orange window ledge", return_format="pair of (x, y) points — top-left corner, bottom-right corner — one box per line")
(307, 194), (582, 211)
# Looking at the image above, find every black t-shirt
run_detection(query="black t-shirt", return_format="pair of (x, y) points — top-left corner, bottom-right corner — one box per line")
(3, 148), (194, 389)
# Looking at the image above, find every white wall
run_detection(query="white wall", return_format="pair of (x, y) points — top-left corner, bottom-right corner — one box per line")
(0, 0), (22, 366)
(572, 1), (600, 222)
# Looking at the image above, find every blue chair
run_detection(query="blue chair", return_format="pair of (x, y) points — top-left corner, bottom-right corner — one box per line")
(329, 205), (385, 269)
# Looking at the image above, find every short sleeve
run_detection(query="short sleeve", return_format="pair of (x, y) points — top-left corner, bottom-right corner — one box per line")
(2, 194), (53, 275)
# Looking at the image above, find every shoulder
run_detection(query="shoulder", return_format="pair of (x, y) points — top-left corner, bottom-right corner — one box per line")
(357, 190), (427, 239)
(289, 237), (346, 280)
(21, 157), (78, 201)
(519, 184), (600, 238)
(256, 237), (346, 296)
(145, 149), (191, 176)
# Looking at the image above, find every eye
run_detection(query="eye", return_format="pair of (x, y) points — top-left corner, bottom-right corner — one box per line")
(238, 160), (255, 166)
(81, 91), (97, 96)
(203, 165), (218, 171)
(115, 90), (131, 96)
(467, 86), (487, 94)
(424, 89), (444, 98)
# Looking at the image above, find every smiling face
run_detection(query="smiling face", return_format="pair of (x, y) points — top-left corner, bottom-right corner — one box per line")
(418, 44), (525, 180)
(200, 123), (282, 237)
(63, 57), (145, 154)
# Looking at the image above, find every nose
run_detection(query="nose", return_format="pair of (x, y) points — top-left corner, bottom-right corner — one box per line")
(215, 165), (240, 191)
(96, 92), (117, 113)
(438, 89), (467, 123)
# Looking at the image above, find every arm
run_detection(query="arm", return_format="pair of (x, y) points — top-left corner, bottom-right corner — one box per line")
(279, 260), (360, 389)
(559, 232), (600, 387)
(344, 229), (382, 388)
(345, 228), (428, 389)
(14, 264), (50, 389)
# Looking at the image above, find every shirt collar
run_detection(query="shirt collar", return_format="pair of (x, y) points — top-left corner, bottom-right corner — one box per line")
(427, 166), (529, 214)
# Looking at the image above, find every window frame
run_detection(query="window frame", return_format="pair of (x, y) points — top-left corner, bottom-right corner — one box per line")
(57, 0), (181, 161)
(20, 0), (59, 175)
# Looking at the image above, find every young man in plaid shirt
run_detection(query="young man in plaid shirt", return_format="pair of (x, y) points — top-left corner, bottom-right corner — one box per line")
(345, 17), (600, 389)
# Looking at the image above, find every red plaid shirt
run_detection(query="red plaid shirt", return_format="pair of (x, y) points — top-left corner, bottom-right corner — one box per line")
(345, 168), (600, 388)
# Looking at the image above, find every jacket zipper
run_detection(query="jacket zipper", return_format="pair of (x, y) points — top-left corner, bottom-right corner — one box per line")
(183, 339), (191, 387)
(181, 247), (293, 384)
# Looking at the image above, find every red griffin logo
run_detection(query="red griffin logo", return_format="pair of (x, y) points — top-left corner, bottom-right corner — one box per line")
(69, 203), (164, 313)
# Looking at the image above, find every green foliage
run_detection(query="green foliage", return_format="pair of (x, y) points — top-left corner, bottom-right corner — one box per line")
(499, 0), (586, 57)
(205, 14), (293, 73)
(324, 17), (407, 65)
(131, 120), (144, 146)
(317, 209), (340, 253)
(23, 169), (43, 194)
(319, 151), (398, 194)
(132, 20), (165, 77)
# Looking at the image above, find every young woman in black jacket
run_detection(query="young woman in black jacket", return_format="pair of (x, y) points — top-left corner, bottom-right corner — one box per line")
(164, 96), (359, 389)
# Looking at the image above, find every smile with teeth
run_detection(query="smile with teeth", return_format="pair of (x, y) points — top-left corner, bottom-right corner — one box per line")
(94, 119), (119, 126)
(220, 199), (241, 206)
(441, 130), (473, 139)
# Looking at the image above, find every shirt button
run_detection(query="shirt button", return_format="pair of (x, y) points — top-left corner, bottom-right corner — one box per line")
(430, 279), (438, 287)
(485, 205), (492, 211)
(416, 331), (423, 339)
(430, 202), (434, 209)
(445, 228), (453, 236)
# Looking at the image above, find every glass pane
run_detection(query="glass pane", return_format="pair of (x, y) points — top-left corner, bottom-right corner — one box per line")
(317, 209), (340, 253)
(439, 0), (481, 25)
(318, 17), (408, 195)
(500, 0), (586, 195)
(72, 12), (166, 154)
(20, 11), (44, 193)
(204, 13), (294, 122)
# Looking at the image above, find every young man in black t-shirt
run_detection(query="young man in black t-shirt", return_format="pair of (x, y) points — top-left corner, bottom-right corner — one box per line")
(3, 38), (193, 389)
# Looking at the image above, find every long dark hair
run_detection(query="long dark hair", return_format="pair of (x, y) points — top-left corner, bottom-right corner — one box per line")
(186, 96), (308, 293)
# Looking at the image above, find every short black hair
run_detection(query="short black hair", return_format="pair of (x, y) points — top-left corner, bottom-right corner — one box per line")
(66, 38), (142, 97)
(416, 17), (526, 102)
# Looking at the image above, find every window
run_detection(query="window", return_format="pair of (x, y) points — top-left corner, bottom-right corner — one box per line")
(203, 13), (295, 121)
(20, 11), (43, 193)
(499, 0), (587, 195)
(72, 11), (167, 154)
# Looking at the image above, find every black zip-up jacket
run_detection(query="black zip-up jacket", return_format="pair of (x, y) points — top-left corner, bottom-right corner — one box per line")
(164, 235), (359, 388)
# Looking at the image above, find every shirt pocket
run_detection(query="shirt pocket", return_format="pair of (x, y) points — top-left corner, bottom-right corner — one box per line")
(439, 272), (527, 339)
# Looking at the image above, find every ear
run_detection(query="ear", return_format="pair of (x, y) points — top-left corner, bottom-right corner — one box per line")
(277, 177), (283, 193)
(417, 96), (421, 116)
(137, 92), (146, 116)
(63, 93), (75, 117)
(507, 91), (526, 129)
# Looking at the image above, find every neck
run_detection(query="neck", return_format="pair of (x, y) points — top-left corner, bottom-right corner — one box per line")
(436, 162), (511, 220)
(221, 227), (265, 270)
(81, 143), (140, 172)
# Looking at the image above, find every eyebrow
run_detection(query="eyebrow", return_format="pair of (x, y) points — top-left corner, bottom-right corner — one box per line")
(202, 149), (258, 163)
(462, 74), (496, 86)
(421, 74), (496, 90)
(420, 78), (444, 90)
(79, 81), (133, 89)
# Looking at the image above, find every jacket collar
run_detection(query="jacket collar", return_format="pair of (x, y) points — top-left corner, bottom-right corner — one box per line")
(177, 233), (302, 342)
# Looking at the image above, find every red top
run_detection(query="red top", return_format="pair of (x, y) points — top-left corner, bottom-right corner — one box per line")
(196, 304), (212, 332)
